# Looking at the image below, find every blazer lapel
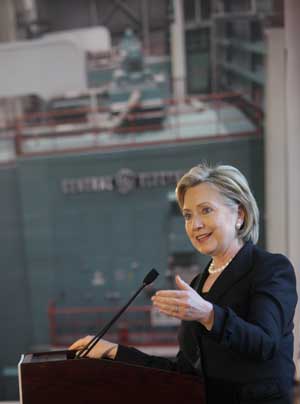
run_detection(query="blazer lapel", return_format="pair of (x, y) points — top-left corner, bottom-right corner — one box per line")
(197, 241), (254, 302)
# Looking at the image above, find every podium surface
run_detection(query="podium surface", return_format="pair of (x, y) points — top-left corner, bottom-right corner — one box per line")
(18, 350), (205, 404)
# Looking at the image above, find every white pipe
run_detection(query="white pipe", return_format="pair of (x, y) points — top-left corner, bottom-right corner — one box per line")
(22, 0), (37, 21)
(170, 0), (186, 101)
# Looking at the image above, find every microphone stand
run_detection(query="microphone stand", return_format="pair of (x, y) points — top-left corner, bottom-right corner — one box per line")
(77, 283), (146, 359)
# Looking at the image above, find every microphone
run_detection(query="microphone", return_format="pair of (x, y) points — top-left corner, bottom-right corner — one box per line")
(76, 268), (159, 358)
(142, 268), (159, 285)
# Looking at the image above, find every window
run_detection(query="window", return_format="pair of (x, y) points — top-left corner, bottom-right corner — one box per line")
(251, 20), (263, 41)
(224, 0), (252, 13)
(184, 0), (196, 22)
(256, 0), (273, 13)
(200, 0), (211, 20)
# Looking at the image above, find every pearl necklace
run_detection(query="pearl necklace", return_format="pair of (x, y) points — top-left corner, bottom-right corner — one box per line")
(208, 257), (234, 275)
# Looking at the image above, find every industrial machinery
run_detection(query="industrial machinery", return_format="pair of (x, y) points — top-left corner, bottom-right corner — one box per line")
(108, 29), (168, 130)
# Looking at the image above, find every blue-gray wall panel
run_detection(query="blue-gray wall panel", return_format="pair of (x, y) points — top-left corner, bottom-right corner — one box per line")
(17, 136), (264, 347)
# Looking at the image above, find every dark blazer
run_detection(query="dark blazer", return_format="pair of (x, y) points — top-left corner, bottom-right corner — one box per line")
(116, 242), (298, 404)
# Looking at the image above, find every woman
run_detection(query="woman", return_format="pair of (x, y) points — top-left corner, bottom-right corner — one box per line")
(70, 163), (298, 404)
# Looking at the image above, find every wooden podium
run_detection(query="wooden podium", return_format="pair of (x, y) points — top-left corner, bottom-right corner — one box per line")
(18, 350), (206, 404)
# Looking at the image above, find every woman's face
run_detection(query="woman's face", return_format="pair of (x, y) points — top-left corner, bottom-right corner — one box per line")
(182, 182), (243, 259)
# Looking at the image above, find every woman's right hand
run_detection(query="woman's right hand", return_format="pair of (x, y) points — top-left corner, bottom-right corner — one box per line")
(69, 335), (118, 360)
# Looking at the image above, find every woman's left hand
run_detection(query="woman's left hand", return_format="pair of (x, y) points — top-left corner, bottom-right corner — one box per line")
(151, 275), (214, 330)
(68, 336), (118, 359)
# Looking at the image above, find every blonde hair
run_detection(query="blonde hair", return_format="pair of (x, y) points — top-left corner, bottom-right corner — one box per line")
(176, 163), (259, 243)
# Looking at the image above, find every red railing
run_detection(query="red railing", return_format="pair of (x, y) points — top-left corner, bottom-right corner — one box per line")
(48, 301), (180, 349)
(0, 92), (263, 161)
